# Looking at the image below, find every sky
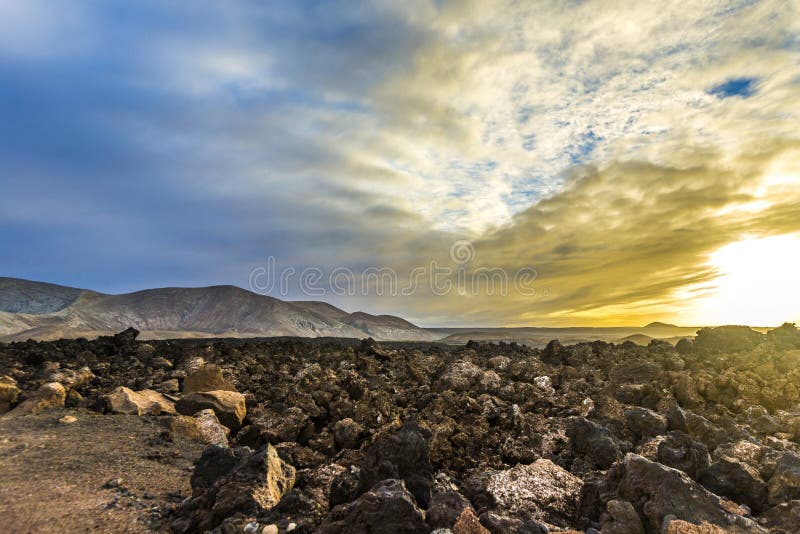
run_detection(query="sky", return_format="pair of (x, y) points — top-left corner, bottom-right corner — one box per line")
(1, 0), (799, 327)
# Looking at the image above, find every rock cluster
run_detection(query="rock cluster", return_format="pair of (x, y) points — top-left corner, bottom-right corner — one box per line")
(2, 324), (800, 532)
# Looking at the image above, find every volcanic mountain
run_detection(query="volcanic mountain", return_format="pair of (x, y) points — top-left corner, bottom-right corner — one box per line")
(0, 277), (440, 342)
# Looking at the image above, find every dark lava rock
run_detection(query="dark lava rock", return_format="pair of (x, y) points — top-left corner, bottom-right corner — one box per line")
(768, 452), (800, 506)
(625, 406), (668, 440)
(319, 479), (428, 534)
(699, 456), (768, 513)
(541, 339), (566, 365)
(358, 421), (433, 508)
(567, 417), (622, 469)
(694, 326), (765, 353)
(608, 453), (763, 532)
(177, 444), (295, 532)
(656, 430), (710, 480)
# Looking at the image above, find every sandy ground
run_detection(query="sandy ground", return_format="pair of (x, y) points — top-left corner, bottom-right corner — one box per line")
(0, 410), (205, 533)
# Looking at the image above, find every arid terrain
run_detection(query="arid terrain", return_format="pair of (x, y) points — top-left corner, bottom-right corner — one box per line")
(2, 324), (800, 533)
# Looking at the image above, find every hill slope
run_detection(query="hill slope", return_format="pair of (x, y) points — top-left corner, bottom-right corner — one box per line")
(0, 277), (440, 342)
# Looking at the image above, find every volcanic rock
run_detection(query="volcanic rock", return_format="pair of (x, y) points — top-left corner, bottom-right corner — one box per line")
(601, 499), (644, 534)
(4, 382), (65, 417)
(180, 444), (295, 531)
(320, 478), (428, 534)
(482, 458), (583, 527)
(699, 456), (768, 513)
(104, 386), (176, 415)
(567, 417), (622, 469)
(358, 421), (433, 508)
(610, 453), (764, 532)
(176, 390), (246, 431)
(182, 364), (235, 393)
(767, 452), (800, 505)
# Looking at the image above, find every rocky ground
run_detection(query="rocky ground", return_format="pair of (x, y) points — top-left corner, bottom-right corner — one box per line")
(2, 324), (800, 533)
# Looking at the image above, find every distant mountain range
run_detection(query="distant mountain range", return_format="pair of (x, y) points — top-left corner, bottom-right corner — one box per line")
(0, 277), (709, 345)
(0, 277), (440, 342)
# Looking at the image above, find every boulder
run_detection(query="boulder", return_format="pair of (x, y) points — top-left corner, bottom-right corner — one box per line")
(333, 418), (364, 450)
(611, 454), (764, 532)
(436, 360), (483, 392)
(768, 452), (800, 505)
(625, 407), (668, 440)
(698, 457), (767, 513)
(180, 444), (295, 531)
(320, 479), (428, 534)
(426, 489), (473, 530)
(483, 459), (582, 527)
(758, 499), (800, 533)
(656, 431), (710, 480)
(541, 339), (566, 365)
(104, 386), (176, 416)
(176, 390), (246, 430)
(359, 421), (433, 508)
(567, 417), (622, 469)
(4, 382), (65, 417)
(195, 409), (230, 447)
(46, 366), (94, 389)
(182, 364), (235, 393)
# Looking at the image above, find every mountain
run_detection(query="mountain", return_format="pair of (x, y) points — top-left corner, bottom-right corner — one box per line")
(0, 277), (441, 342)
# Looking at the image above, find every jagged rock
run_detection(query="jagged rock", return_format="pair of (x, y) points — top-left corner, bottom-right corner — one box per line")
(426, 489), (473, 530)
(712, 440), (763, 467)
(694, 326), (764, 353)
(482, 459), (582, 527)
(320, 479), (428, 534)
(181, 444), (295, 531)
(436, 360), (484, 392)
(4, 382), (65, 417)
(698, 457), (767, 513)
(255, 406), (312, 443)
(104, 386), (176, 415)
(601, 499), (644, 534)
(176, 390), (246, 430)
(758, 499), (800, 533)
(625, 407), (668, 439)
(333, 418), (364, 450)
(182, 364), (235, 393)
(359, 421), (433, 508)
(567, 417), (622, 469)
(46, 366), (94, 389)
(615, 383), (661, 410)
(194, 408), (230, 446)
(767, 452), (800, 505)
(656, 431), (710, 479)
(611, 453), (764, 532)
(542, 339), (566, 365)
(685, 412), (727, 449)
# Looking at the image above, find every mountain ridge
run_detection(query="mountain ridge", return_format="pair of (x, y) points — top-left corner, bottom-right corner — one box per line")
(0, 277), (439, 342)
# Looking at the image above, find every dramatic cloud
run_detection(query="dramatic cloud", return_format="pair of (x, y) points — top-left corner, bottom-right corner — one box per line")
(1, 0), (798, 325)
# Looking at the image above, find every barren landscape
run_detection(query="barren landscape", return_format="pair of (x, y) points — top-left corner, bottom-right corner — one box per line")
(3, 324), (800, 532)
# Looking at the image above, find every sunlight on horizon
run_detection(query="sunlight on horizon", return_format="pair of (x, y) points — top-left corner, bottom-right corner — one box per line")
(688, 234), (800, 327)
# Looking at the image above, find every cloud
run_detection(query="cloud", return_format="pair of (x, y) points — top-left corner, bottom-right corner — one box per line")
(0, 0), (798, 325)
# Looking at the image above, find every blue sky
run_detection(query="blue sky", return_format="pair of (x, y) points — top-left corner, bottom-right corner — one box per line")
(1, 0), (799, 325)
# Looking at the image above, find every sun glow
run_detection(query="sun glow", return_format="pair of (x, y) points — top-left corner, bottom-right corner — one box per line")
(689, 234), (800, 326)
